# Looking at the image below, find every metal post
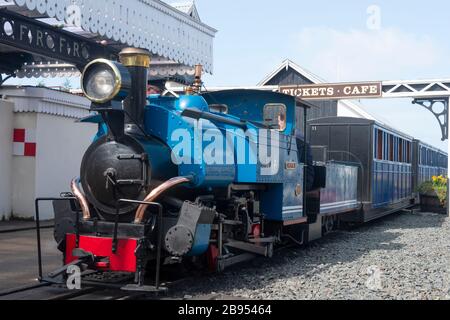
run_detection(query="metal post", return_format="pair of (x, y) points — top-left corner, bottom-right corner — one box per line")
(34, 197), (76, 282)
(447, 97), (450, 217)
(75, 209), (80, 248)
(218, 219), (223, 258)
(34, 199), (43, 281)
(303, 106), (308, 218)
(155, 204), (162, 290)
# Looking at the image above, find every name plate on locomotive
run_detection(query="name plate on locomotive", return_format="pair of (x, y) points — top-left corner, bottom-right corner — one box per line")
(285, 161), (297, 170)
(279, 82), (382, 100)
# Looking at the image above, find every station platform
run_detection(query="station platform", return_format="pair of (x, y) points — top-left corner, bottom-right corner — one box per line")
(0, 220), (54, 234)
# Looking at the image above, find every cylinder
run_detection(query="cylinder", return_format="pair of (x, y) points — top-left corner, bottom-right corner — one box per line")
(119, 47), (151, 134)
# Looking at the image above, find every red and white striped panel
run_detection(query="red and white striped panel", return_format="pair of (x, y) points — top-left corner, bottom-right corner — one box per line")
(13, 129), (36, 157)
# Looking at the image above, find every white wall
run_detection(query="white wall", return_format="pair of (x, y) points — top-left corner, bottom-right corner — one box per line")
(337, 102), (363, 118)
(0, 100), (14, 220)
(0, 87), (94, 220)
(11, 113), (37, 218)
(337, 100), (377, 120)
(34, 113), (96, 220)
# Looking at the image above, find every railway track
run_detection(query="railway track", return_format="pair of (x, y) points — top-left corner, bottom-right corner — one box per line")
(0, 284), (152, 300)
(0, 280), (174, 300)
(0, 268), (197, 300)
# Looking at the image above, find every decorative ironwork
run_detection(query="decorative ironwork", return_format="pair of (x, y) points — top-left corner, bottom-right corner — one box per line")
(0, 73), (13, 85)
(4, 0), (217, 73)
(413, 97), (449, 141)
(382, 79), (450, 99)
(0, 8), (117, 71)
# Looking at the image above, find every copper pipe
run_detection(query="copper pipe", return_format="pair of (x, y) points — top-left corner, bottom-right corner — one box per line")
(70, 178), (91, 220)
(185, 64), (203, 95)
(193, 64), (203, 93)
(134, 176), (192, 224)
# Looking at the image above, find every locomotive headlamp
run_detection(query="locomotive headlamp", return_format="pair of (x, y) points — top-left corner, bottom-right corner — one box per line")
(81, 59), (131, 104)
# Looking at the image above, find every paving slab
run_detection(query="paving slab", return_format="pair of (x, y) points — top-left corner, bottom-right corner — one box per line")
(0, 228), (62, 291)
(0, 220), (54, 233)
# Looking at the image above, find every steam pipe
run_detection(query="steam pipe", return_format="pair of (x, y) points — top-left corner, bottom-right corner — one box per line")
(134, 176), (192, 224)
(70, 178), (91, 220)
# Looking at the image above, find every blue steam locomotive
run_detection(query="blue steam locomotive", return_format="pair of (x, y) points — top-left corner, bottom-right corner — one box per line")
(52, 48), (446, 291)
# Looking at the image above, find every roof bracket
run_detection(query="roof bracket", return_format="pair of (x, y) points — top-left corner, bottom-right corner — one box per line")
(413, 97), (449, 141)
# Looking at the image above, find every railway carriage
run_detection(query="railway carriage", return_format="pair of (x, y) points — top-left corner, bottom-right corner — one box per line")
(412, 140), (448, 190)
(308, 117), (416, 223)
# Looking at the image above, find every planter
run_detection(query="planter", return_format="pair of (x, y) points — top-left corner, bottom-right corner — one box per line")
(419, 194), (448, 214)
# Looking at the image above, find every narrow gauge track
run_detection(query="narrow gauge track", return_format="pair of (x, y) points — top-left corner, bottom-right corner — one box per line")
(0, 285), (151, 300)
(0, 269), (198, 300)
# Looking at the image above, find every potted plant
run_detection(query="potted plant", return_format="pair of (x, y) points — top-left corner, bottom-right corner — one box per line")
(417, 176), (448, 214)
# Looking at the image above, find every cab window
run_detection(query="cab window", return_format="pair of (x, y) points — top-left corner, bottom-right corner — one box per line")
(263, 104), (287, 131)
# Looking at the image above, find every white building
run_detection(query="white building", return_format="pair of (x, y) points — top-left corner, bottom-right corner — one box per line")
(0, 87), (96, 220)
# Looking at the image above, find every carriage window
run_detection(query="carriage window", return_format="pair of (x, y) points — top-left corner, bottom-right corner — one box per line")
(209, 104), (228, 114)
(377, 130), (383, 160)
(399, 139), (404, 162)
(406, 141), (411, 163)
(384, 133), (388, 161)
(389, 135), (394, 161)
(264, 104), (287, 131)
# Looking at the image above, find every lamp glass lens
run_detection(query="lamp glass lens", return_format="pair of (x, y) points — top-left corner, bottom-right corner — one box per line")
(84, 65), (116, 101)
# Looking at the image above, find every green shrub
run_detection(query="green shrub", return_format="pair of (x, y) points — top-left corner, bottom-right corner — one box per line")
(417, 175), (447, 206)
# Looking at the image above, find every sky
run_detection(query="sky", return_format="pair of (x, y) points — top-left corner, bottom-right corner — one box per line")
(5, 0), (450, 151)
(192, 0), (450, 151)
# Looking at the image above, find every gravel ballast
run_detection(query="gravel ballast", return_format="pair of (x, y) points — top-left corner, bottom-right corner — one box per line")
(176, 211), (450, 300)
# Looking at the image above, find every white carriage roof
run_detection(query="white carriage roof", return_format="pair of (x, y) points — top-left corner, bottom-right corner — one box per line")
(0, 0), (217, 77)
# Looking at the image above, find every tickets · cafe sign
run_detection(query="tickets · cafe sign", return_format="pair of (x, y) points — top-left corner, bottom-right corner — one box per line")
(279, 82), (383, 100)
